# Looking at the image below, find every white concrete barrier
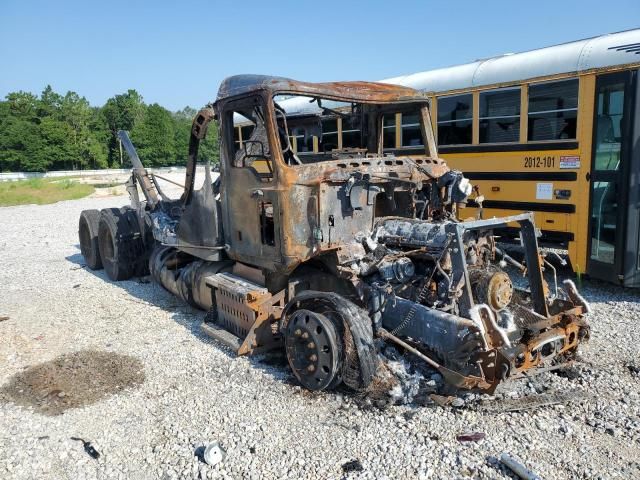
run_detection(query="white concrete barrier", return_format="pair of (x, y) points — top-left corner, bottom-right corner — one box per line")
(0, 167), (186, 182)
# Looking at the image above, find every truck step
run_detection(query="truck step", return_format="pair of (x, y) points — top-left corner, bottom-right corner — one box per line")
(200, 321), (242, 351)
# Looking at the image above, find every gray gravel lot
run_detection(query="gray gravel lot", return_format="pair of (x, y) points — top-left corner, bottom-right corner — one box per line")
(1, 194), (639, 479)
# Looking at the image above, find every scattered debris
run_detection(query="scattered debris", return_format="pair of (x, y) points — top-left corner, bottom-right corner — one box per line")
(0, 315), (9, 322)
(341, 459), (364, 473)
(73, 284), (81, 288)
(403, 410), (418, 421)
(479, 390), (590, 413)
(203, 442), (226, 466)
(456, 432), (485, 442)
(625, 363), (640, 376)
(385, 357), (424, 404)
(500, 453), (541, 480)
(71, 437), (100, 459)
(249, 446), (256, 454)
(516, 361), (576, 379)
(429, 394), (455, 407)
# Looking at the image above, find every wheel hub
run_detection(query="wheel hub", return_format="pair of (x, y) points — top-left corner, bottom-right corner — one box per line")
(284, 309), (340, 391)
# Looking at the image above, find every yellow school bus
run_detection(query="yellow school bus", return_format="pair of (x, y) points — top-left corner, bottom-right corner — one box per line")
(382, 29), (640, 286)
(233, 29), (640, 286)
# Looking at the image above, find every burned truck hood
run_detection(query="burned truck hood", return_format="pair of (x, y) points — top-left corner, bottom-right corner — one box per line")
(288, 154), (449, 185)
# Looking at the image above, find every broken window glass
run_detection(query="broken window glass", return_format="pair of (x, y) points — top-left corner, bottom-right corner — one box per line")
(229, 101), (273, 182)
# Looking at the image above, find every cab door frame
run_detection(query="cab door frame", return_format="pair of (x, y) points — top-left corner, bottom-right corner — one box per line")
(218, 94), (283, 271)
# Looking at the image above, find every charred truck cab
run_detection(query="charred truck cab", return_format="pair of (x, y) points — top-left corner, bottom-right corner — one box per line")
(79, 75), (590, 393)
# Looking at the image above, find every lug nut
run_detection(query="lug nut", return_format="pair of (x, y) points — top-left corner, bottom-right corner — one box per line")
(309, 354), (318, 362)
(294, 329), (301, 337)
(301, 332), (309, 339)
(307, 342), (315, 349)
(307, 364), (315, 372)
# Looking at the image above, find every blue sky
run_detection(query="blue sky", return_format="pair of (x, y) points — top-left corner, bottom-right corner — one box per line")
(1, 0), (638, 111)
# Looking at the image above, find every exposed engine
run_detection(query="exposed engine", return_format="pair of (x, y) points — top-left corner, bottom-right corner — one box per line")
(337, 210), (590, 391)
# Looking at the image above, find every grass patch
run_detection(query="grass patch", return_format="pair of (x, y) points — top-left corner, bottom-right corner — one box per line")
(0, 177), (95, 206)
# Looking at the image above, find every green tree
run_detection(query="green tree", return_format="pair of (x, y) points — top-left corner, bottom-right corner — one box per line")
(131, 103), (176, 167)
(0, 104), (47, 171)
(85, 107), (109, 169)
(5, 91), (38, 119)
(39, 116), (76, 170)
(37, 85), (62, 118)
(102, 89), (145, 166)
(0, 85), (220, 173)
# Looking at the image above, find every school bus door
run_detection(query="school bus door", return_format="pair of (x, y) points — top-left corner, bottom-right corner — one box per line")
(587, 70), (640, 286)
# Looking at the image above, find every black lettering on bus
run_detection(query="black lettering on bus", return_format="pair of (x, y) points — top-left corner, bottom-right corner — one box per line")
(524, 156), (555, 168)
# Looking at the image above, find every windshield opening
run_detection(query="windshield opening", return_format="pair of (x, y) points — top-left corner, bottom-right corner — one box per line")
(254, 94), (430, 166)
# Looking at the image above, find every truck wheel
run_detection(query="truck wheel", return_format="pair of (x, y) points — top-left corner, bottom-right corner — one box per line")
(78, 210), (103, 270)
(284, 309), (344, 391)
(282, 292), (377, 392)
(97, 207), (142, 281)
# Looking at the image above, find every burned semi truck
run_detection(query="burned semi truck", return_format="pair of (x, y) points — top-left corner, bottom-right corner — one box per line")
(78, 75), (590, 393)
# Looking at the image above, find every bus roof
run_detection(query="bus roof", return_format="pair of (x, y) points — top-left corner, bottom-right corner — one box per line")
(382, 28), (640, 93)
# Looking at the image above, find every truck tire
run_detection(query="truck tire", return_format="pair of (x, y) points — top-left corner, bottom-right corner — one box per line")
(78, 209), (103, 270)
(282, 291), (378, 392)
(98, 207), (143, 281)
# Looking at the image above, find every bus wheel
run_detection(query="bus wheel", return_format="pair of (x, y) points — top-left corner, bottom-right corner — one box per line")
(78, 209), (103, 270)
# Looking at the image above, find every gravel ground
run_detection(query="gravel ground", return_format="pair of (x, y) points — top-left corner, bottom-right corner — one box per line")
(1, 193), (639, 480)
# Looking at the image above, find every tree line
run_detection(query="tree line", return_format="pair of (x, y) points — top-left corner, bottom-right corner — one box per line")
(0, 86), (219, 172)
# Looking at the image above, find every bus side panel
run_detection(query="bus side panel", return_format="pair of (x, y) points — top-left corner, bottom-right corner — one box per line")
(445, 147), (584, 266)
(574, 74), (596, 275)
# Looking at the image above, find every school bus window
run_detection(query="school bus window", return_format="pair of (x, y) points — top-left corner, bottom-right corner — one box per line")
(594, 81), (625, 171)
(382, 115), (396, 149)
(401, 113), (423, 147)
(320, 118), (338, 152)
(293, 127), (312, 153)
(342, 115), (362, 148)
(479, 88), (520, 143)
(437, 94), (473, 145)
(528, 79), (578, 141)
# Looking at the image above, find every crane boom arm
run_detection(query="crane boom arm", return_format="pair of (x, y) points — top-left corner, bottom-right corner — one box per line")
(117, 130), (159, 208)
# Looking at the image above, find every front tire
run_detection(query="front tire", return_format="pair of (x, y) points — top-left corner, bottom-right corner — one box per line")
(284, 309), (343, 391)
(282, 292), (378, 392)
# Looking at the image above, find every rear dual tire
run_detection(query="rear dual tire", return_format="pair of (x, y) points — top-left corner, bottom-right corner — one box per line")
(78, 209), (103, 270)
(97, 207), (148, 281)
(78, 207), (149, 281)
